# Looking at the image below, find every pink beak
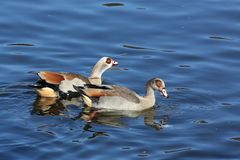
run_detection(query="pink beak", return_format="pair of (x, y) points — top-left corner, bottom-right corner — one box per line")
(112, 60), (118, 66)
(160, 88), (169, 98)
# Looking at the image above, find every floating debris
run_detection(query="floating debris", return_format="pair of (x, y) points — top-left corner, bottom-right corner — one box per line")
(103, 3), (124, 7)
(8, 43), (34, 46)
(221, 102), (232, 106)
(123, 44), (153, 50)
(45, 131), (56, 136)
(122, 146), (131, 150)
(161, 49), (176, 53)
(231, 137), (240, 141)
(194, 119), (208, 124)
(209, 35), (231, 41)
(72, 139), (81, 143)
(179, 64), (191, 68)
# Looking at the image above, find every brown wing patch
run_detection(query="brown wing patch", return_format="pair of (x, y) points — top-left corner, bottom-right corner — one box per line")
(84, 89), (109, 97)
(60, 72), (90, 83)
(38, 71), (65, 85)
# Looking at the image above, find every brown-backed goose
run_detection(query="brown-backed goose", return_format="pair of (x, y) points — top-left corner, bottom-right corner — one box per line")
(32, 57), (118, 98)
(75, 78), (168, 111)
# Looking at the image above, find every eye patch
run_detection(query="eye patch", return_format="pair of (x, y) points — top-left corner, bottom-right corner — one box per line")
(155, 80), (162, 88)
(106, 58), (112, 64)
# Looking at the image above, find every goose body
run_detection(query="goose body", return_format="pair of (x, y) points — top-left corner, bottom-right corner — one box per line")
(32, 57), (118, 97)
(77, 78), (168, 111)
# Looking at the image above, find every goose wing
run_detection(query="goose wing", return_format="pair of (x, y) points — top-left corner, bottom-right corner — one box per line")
(38, 71), (90, 85)
(82, 85), (140, 103)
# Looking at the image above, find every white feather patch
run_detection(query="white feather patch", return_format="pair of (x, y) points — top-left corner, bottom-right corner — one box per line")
(59, 78), (85, 93)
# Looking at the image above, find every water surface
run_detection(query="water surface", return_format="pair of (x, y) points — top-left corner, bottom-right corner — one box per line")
(0, 0), (240, 159)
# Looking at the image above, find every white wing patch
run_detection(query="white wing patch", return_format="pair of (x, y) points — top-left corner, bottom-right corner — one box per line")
(59, 78), (85, 93)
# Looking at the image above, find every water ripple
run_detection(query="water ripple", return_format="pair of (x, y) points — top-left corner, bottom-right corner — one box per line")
(1, 0), (240, 159)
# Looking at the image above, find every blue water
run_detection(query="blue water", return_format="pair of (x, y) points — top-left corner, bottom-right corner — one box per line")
(1, 0), (240, 159)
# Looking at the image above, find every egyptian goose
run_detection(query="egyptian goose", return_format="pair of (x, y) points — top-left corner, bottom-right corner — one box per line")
(75, 78), (168, 111)
(32, 57), (118, 98)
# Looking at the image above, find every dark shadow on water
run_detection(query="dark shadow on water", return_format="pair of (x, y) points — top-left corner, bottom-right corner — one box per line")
(178, 64), (191, 68)
(208, 35), (232, 41)
(230, 137), (240, 142)
(8, 43), (34, 46)
(160, 49), (176, 53)
(102, 3), (125, 7)
(123, 44), (154, 50)
(82, 123), (109, 139)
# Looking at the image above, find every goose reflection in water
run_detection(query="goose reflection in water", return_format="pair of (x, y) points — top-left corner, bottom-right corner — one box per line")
(32, 97), (65, 116)
(31, 96), (169, 130)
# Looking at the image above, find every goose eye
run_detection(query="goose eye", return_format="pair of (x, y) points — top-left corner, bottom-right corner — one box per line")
(106, 58), (112, 64)
(155, 80), (162, 88)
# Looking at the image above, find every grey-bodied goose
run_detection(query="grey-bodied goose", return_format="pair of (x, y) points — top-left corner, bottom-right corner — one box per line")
(75, 78), (168, 111)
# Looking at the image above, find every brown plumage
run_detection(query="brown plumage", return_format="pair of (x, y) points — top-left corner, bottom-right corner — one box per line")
(38, 71), (90, 85)
(31, 57), (118, 97)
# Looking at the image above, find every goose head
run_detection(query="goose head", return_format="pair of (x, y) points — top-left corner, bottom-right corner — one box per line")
(99, 57), (118, 69)
(149, 78), (169, 98)
(90, 57), (118, 78)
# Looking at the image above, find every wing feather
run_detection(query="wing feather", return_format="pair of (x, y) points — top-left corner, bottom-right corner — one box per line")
(83, 85), (140, 103)
(38, 71), (90, 85)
